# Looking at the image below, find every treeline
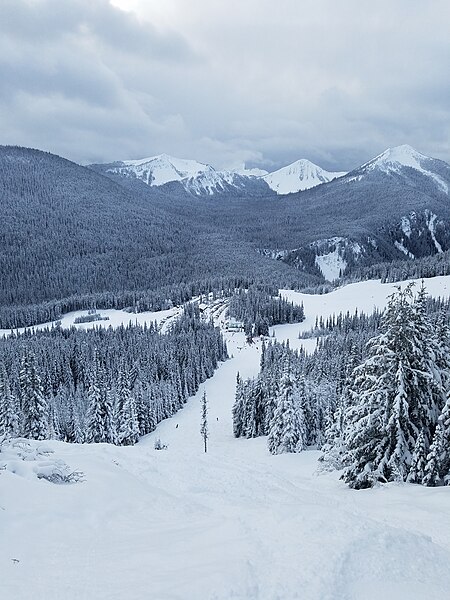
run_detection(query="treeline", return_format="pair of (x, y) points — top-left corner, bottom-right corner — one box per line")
(228, 286), (305, 337)
(0, 305), (227, 445)
(0, 277), (256, 329)
(299, 309), (383, 339)
(342, 248), (450, 286)
(0, 279), (307, 333)
(234, 286), (450, 488)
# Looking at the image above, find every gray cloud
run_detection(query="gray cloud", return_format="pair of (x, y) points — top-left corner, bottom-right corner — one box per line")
(1, 0), (449, 170)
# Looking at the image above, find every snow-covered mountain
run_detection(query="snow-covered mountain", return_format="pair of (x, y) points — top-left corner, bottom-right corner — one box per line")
(118, 153), (211, 186)
(103, 153), (270, 196)
(262, 159), (346, 195)
(98, 153), (348, 196)
(93, 144), (450, 200)
(345, 144), (449, 193)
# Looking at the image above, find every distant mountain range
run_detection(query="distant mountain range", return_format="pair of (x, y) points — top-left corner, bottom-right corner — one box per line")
(90, 144), (450, 200)
(91, 154), (271, 196)
(90, 153), (347, 196)
(1, 142), (450, 323)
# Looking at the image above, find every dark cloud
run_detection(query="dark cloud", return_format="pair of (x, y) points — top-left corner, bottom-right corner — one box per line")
(0, 0), (449, 170)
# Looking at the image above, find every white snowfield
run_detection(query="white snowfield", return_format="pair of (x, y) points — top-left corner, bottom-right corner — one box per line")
(2, 276), (450, 600)
(262, 158), (346, 194)
(359, 144), (449, 193)
(0, 306), (182, 338)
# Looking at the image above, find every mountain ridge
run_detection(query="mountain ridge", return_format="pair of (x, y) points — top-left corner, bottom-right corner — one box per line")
(91, 144), (449, 198)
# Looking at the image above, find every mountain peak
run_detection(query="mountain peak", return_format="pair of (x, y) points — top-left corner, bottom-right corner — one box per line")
(369, 144), (428, 169)
(262, 159), (346, 194)
(351, 145), (449, 193)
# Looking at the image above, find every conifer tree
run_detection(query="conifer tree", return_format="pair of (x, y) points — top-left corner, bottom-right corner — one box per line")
(116, 363), (140, 446)
(0, 364), (19, 437)
(342, 286), (427, 488)
(118, 393), (140, 446)
(20, 352), (49, 440)
(200, 390), (208, 453)
(438, 393), (450, 483)
(232, 373), (245, 438)
(423, 424), (444, 487)
(319, 397), (348, 471)
(411, 283), (449, 439)
(407, 430), (427, 484)
(86, 352), (116, 444)
(268, 359), (304, 455)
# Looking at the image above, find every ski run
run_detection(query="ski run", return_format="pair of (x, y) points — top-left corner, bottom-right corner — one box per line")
(2, 276), (450, 600)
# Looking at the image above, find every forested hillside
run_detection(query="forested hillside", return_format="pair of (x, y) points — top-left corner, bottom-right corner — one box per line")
(2, 144), (450, 328)
(0, 146), (319, 325)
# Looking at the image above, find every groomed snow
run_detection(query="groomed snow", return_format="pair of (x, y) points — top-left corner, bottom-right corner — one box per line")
(2, 276), (450, 599)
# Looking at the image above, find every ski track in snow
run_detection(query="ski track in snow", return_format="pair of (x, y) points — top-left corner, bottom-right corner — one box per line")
(2, 276), (450, 599)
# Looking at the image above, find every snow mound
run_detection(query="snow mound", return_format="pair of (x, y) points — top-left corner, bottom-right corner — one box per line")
(1, 438), (84, 484)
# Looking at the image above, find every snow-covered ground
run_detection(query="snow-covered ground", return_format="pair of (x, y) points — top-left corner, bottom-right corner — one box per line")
(2, 277), (450, 599)
(0, 306), (182, 338)
(0, 296), (232, 338)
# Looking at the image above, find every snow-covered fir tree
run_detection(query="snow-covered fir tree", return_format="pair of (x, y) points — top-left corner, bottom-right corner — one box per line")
(232, 373), (246, 438)
(438, 393), (450, 484)
(116, 364), (139, 446)
(20, 352), (49, 440)
(200, 390), (208, 453)
(86, 351), (116, 444)
(342, 285), (450, 488)
(0, 364), (19, 437)
(267, 359), (305, 455)
(423, 424), (444, 487)
(407, 430), (428, 484)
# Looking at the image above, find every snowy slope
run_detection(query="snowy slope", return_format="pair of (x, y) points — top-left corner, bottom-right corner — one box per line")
(103, 153), (349, 196)
(262, 159), (346, 194)
(347, 144), (449, 193)
(108, 153), (219, 191)
(106, 154), (269, 196)
(2, 276), (450, 599)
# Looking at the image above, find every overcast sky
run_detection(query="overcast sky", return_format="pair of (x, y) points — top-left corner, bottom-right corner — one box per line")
(1, 0), (449, 171)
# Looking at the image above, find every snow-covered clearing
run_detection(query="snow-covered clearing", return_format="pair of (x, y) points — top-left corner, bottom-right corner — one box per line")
(2, 276), (450, 599)
(315, 249), (346, 282)
(0, 306), (182, 338)
(0, 296), (232, 338)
